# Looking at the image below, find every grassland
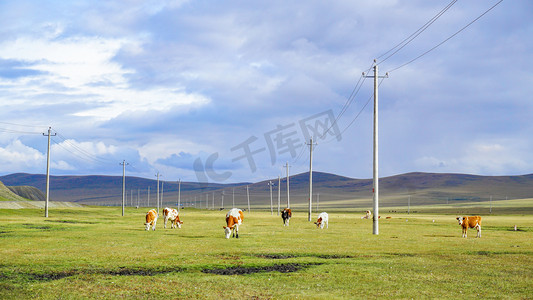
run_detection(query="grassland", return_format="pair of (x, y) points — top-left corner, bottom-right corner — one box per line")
(1, 203), (532, 299)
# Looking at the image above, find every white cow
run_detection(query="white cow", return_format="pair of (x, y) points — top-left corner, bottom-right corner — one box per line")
(163, 207), (183, 229)
(145, 209), (158, 231)
(224, 208), (244, 239)
(314, 212), (329, 229)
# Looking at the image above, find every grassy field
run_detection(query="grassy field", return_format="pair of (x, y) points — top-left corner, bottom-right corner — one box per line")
(1, 204), (532, 299)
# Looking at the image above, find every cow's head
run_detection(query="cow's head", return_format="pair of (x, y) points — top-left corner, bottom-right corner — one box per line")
(314, 218), (322, 228)
(456, 217), (464, 225)
(176, 221), (183, 229)
(223, 226), (231, 239)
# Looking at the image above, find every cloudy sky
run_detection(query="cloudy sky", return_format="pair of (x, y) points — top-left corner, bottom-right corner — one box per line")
(0, 0), (531, 183)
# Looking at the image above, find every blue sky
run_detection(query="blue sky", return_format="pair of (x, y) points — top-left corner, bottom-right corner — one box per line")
(0, 0), (531, 183)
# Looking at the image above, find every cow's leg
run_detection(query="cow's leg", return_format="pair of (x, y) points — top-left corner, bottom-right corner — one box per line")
(476, 224), (481, 238)
(153, 219), (157, 231)
(145, 223), (150, 231)
(235, 224), (239, 238)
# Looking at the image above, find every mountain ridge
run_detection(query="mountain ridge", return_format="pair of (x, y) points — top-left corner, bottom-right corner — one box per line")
(1, 171), (531, 208)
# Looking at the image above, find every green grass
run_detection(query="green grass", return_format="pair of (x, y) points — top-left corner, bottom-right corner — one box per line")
(1, 206), (532, 299)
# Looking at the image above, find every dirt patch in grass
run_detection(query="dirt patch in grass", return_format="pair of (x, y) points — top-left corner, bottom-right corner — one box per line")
(202, 263), (322, 275)
(2, 266), (185, 282)
(255, 254), (299, 259)
(101, 266), (184, 276)
(45, 220), (97, 224)
(254, 253), (354, 259)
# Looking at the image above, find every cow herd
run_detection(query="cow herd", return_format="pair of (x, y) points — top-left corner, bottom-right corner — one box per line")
(145, 207), (481, 239)
(144, 207), (330, 238)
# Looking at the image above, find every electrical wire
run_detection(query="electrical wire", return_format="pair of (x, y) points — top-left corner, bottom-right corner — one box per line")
(387, 0), (504, 73)
(377, 0), (458, 65)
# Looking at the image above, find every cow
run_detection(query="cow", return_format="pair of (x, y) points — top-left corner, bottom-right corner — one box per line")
(163, 207), (183, 229)
(144, 209), (158, 231)
(456, 216), (482, 238)
(314, 212), (329, 229)
(223, 208), (244, 239)
(281, 208), (292, 226)
(361, 210), (371, 219)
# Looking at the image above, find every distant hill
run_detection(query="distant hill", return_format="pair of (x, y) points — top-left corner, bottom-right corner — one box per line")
(1, 172), (532, 208)
(0, 180), (29, 201)
(7, 186), (45, 201)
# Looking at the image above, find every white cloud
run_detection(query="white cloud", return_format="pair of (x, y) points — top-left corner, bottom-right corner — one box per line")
(0, 140), (44, 173)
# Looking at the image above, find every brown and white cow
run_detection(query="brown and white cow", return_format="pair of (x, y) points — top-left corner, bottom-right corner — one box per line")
(361, 210), (371, 219)
(456, 216), (482, 238)
(223, 208), (244, 239)
(314, 212), (329, 229)
(163, 207), (183, 229)
(145, 209), (158, 231)
(281, 208), (292, 226)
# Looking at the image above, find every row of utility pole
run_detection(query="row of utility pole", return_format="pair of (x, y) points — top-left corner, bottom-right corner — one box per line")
(39, 60), (382, 237)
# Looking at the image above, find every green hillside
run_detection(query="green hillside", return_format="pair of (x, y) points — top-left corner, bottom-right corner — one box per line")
(0, 180), (28, 201)
(7, 186), (45, 201)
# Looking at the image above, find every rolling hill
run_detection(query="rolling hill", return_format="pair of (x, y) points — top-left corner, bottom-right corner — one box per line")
(1, 172), (532, 209)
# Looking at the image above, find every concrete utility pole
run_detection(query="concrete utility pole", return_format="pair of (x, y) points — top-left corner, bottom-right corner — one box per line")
(285, 162), (291, 208)
(161, 182), (164, 208)
(363, 60), (388, 235)
(155, 172), (162, 214)
(137, 189), (140, 208)
(206, 193), (209, 210)
(212, 192), (215, 210)
(232, 188), (235, 208)
(177, 179), (181, 212)
(120, 160), (129, 216)
(317, 193), (320, 211)
(268, 181), (274, 215)
(221, 190), (225, 209)
(42, 127), (56, 218)
(277, 175), (281, 215)
(246, 185), (250, 212)
(307, 138), (317, 221)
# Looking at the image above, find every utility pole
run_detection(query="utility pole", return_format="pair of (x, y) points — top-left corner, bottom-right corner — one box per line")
(285, 162), (291, 208)
(232, 188), (235, 208)
(177, 179), (181, 212)
(206, 193), (209, 210)
(317, 193), (320, 211)
(120, 160), (129, 216)
(212, 192), (215, 210)
(490, 195), (492, 214)
(363, 60), (388, 235)
(277, 175), (281, 215)
(221, 190), (225, 209)
(268, 181), (274, 215)
(306, 138), (317, 221)
(42, 127), (56, 218)
(137, 189), (140, 208)
(161, 182), (164, 208)
(155, 172), (161, 214)
(246, 185), (250, 212)
(147, 186), (150, 207)
(408, 195), (411, 214)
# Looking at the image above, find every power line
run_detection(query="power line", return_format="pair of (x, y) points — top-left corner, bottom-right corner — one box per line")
(376, 0), (458, 64)
(387, 0), (504, 73)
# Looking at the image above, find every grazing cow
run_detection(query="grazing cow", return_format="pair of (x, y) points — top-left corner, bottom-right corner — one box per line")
(163, 207), (183, 229)
(314, 212), (329, 229)
(281, 208), (292, 226)
(145, 209), (158, 231)
(223, 208), (244, 239)
(456, 216), (482, 238)
(361, 210), (371, 219)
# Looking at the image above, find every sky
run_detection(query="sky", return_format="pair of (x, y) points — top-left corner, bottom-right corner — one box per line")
(0, 0), (531, 184)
